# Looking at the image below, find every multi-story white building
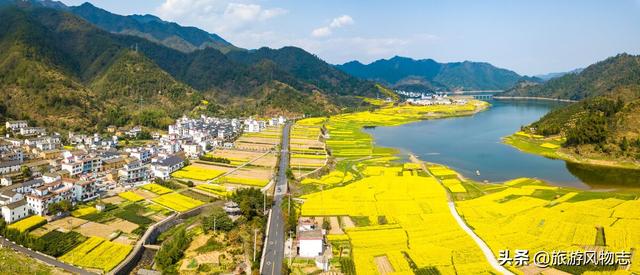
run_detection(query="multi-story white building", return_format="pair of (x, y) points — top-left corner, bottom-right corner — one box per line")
(0, 149), (24, 162)
(152, 155), (184, 180)
(118, 160), (149, 185)
(19, 127), (46, 136)
(72, 179), (99, 202)
(1, 200), (29, 223)
(0, 160), (21, 175)
(61, 152), (102, 177)
(181, 143), (203, 158)
(128, 147), (153, 164)
(25, 136), (61, 151)
(26, 180), (74, 216)
(5, 121), (28, 132)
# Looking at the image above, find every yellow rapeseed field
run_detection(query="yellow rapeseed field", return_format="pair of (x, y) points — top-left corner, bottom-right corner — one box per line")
(172, 165), (225, 181)
(118, 191), (144, 202)
(301, 173), (493, 274)
(8, 215), (46, 232)
(59, 237), (132, 272)
(152, 193), (205, 212)
(140, 183), (173, 195)
(457, 179), (640, 272)
(71, 207), (97, 217)
(195, 184), (229, 197)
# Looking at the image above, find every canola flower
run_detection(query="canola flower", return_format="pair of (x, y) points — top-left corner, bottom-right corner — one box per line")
(8, 215), (46, 232)
(140, 183), (173, 195)
(152, 193), (204, 212)
(118, 191), (144, 202)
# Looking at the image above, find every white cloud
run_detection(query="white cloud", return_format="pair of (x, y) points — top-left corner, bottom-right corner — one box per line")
(311, 27), (332, 38)
(329, 15), (354, 28)
(311, 15), (354, 37)
(287, 33), (440, 64)
(155, 0), (287, 33)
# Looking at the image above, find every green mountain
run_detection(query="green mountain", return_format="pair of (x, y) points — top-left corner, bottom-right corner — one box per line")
(3, 0), (238, 53)
(68, 2), (238, 53)
(227, 47), (378, 97)
(502, 54), (640, 100)
(0, 5), (379, 131)
(522, 54), (640, 161)
(0, 6), (203, 130)
(336, 56), (524, 92)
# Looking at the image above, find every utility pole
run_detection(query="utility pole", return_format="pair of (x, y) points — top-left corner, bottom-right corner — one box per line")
(288, 193), (291, 216)
(213, 216), (217, 235)
(288, 230), (293, 266)
(253, 229), (258, 262)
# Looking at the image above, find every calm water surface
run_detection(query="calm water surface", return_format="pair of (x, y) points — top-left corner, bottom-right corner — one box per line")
(365, 100), (640, 189)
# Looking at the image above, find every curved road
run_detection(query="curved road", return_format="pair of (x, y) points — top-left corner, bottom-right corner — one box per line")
(0, 236), (95, 275)
(410, 154), (513, 275)
(261, 122), (291, 275)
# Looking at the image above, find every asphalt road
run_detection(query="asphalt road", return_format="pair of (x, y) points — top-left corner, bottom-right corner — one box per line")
(0, 236), (95, 275)
(261, 122), (292, 275)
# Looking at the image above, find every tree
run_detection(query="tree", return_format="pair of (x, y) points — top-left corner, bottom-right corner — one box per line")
(20, 166), (32, 177)
(47, 200), (72, 215)
(620, 137), (630, 152)
(230, 188), (268, 220)
(155, 227), (191, 271)
(285, 168), (294, 180)
(202, 208), (234, 232)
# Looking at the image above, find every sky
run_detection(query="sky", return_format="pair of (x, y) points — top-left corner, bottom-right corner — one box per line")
(60, 0), (640, 76)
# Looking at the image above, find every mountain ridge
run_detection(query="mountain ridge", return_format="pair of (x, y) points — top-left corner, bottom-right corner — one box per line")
(336, 55), (524, 92)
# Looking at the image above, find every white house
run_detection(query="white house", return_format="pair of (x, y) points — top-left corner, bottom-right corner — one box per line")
(19, 127), (46, 136)
(296, 218), (325, 258)
(26, 180), (74, 216)
(1, 200), (29, 223)
(0, 160), (21, 175)
(42, 173), (61, 184)
(0, 177), (12, 186)
(118, 160), (149, 185)
(152, 155), (184, 180)
(5, 121), (28, 131)
(181, 143), (203, 158)
(129, 148), (153, 164)
(297, 229), (324, 257)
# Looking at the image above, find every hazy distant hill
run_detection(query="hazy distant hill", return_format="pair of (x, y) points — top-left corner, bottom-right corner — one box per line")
(519, 54), (640, 161)
(0, 5), (380, 131)
(535, 68), (584, 81)
(336, 56), (524, 92)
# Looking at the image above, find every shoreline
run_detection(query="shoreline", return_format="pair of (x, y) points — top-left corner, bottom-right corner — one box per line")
(493, 96), (578, 103)
(503, 134), (640, 171)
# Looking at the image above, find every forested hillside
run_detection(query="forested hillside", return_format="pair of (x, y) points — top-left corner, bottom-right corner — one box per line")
(521, 54), (640, 161)
(0, 5), (381, 131)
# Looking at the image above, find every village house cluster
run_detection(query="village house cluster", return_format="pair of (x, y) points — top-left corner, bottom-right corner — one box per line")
(0, 115), (285, 224)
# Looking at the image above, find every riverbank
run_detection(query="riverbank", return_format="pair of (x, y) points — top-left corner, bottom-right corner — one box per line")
(503, 132), (640, 170)
(493, 96), (579, 103)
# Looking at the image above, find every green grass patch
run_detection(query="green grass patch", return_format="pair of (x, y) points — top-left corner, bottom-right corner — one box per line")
(350, 216), (370, 227)
(39, 230), (88, 257)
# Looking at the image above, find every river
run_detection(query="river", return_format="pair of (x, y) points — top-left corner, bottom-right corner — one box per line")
(365, 99), (640, 189)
